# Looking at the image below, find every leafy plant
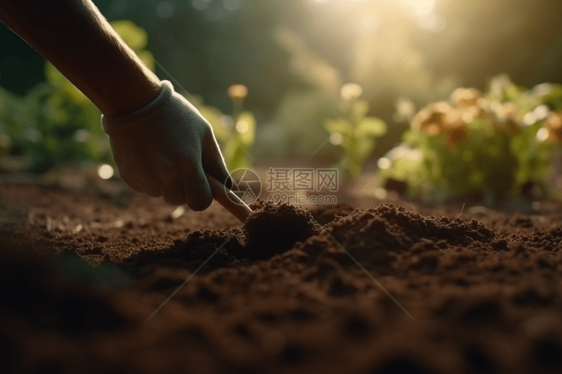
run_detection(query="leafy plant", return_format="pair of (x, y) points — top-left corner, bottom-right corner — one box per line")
(380, 75), (562, 202)
(324, 83), (387, 182)
(196, 84), (256, 172)
(0, 20), (153, 174)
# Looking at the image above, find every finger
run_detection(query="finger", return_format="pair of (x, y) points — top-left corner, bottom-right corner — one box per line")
(202, 136), (232, 189)
(182, 163), (213, 211)
(120, 174), (144, 193)
(141, 183), (162, 198)
(159, 183), (187, 206)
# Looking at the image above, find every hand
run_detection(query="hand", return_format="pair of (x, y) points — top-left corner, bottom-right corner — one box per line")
(102, 81), (230, 211)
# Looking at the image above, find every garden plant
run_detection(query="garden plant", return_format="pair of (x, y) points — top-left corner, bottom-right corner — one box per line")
(380, 75), (562, 203)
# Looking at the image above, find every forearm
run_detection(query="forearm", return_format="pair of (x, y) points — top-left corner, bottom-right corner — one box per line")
(0, 0), (161, 116)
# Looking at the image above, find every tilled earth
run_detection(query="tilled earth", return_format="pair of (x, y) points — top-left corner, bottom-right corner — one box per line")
(2, 184), (562, 374)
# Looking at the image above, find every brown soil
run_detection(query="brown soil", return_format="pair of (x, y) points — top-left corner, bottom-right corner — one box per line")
(2, 184), (562, 374)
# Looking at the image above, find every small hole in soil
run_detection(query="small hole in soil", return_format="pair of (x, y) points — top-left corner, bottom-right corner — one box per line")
(180, 326), (206, 344)
(328, 276), (356, 297)
(411, 254), (438, 273)
(376, 356), (430, 374)
(35, 362), (65, 374)
(280, 345), (306, 365)
(257, 312), (279, 324)
(534, 338), (562, 369)
(289, 308), (315, 322)
(196, 286), (219, 304)
(0, 332), (15, 373)
(57, 295), (128, 333)
(459, 301), (501, 326)
(149, 278), (185, 292)
(464, 346), (495, 374)
(512, 289), (552, 307)
(379, 296), (401, 315)
(343, 316), (371, 337)
(232, 323), (252, 340)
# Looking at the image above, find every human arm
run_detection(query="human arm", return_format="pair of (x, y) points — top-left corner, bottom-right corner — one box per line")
(0, 0), (230, 210)
(0, 0), (161, 116)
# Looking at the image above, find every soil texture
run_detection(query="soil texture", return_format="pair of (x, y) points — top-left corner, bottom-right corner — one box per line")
(2, 184), (562, 374)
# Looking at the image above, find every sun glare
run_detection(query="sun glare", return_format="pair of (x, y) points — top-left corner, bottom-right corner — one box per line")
(312, 0), (437, 17)
(97, 164), (114, 180)
(393, 0), (436, 16)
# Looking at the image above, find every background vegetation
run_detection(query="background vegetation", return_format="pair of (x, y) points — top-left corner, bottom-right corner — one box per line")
(1, 0), (561, 199)
(381, 76), (562, 202)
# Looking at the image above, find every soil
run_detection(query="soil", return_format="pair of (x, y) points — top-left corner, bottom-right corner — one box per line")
(2, 183), (562, 374)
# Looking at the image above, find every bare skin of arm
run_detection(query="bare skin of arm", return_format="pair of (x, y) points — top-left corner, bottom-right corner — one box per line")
(0, 0), (231, 211)
(0, 0), (161, 117)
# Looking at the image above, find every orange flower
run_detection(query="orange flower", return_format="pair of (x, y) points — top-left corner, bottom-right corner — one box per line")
(447, 106), (479, 126)
(450, 87), (482, 108)
(477, 99), (498, 124)
(227, 84), (248, 101)
(484, 101), (521, 136)
(445, 124), (469, 147)
(503, 118), (521, 136)
(412, 102), (451, 135)
(501, 102), (518, 119)
(497, 103), (521, 136)
(544, 111), (562, 142)
(443, 109), (469, 146)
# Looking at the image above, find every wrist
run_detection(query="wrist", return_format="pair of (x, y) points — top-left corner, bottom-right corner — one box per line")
(101, 80), (175, 135)
(98, 74), (163, 117)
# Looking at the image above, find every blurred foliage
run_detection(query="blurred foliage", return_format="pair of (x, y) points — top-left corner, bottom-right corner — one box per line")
(196, 84), (256, 171)
(0, 77), (108, 173)
(0, 20), (153, 174)
(0, 17), (257, 176)
(324, 83), (387, 182)
(3, 0), (561, 162)
(381, 75), (562, 203)
(3, 0), (562, 173)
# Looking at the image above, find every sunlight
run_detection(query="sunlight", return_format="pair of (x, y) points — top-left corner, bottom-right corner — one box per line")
(312, 0), (437, 17)
(388, 0), (437, 16)
(97, 164), (114, 180)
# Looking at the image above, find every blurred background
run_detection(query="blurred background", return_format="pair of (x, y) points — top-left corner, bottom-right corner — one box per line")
(1, 0), (562, 201)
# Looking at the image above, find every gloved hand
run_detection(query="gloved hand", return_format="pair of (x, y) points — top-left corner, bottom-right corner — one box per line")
(101, 80), (229, 211)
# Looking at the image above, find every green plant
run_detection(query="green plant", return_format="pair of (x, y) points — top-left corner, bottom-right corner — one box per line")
(324, 83), (387, 182)
(380, 75), (562, 202)
(0, 20), (153, 174)
(196, 84), (256, 172)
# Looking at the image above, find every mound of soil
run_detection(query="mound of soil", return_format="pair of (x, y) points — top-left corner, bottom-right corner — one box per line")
(2, 184), (562, 374)
(123, 203), (321, 275)
(243, 203), (322, 259)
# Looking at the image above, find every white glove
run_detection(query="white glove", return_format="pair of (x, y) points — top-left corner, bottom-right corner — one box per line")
(101, 80), (229, 211)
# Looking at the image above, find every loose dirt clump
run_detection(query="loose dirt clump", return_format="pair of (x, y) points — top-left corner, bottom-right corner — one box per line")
(302, 204), (495, 274)
(310, 203), (356, 226)
(123, 228), (245, 276)
(242, 203), (321, 259)
(124, 203), (321, 273)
